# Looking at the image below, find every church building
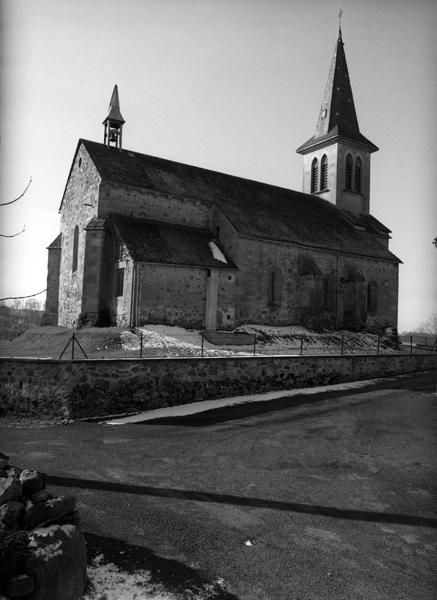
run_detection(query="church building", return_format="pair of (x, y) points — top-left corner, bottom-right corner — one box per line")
(44, 29), (400, 333)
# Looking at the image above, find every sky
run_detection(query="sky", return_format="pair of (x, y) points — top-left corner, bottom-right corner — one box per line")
(0, 0), (436, 332)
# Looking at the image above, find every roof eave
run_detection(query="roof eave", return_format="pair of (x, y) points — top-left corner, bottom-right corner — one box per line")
(297, 133), (378, 155)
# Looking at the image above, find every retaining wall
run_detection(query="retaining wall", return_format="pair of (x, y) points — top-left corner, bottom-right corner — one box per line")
(1, 354), (436, 419)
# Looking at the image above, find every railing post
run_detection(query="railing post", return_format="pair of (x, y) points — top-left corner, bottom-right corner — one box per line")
(341, 334), (344, 356)
(253, 334), (256, 356)
(300, 337), (303, 356)
(72, 333), (75, 360)
(377, 335), (380, 355)
(201, 333), (204, 357)
(140, 331), (143, 358)
(410, 335), (413, 355)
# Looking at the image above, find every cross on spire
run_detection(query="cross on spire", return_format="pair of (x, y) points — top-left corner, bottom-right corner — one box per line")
(338, 9), (343, 38)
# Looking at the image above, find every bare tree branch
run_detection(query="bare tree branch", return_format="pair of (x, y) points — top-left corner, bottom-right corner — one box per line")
(0, 226), (25, 238)
(0, 289), (47, 303)
(0, 177), (32, 207)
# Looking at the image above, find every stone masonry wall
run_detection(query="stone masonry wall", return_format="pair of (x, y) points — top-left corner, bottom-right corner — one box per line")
(136, 263), (208, 328)
(235, 237), (398, 331)
(1, 354), (435, 420)
(58, 145), (101, 328)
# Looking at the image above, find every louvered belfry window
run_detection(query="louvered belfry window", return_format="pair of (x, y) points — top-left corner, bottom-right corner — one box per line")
(345, 154), (353, 190)
(354, 156), (362, 193)
(320, 154), (328, 190)
(311, 158), (318, 193)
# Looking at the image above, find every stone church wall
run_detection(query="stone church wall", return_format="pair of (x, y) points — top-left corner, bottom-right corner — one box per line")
(135, 263), (208, 329)
(58, 146), (101, 328)
(42, 242), (61, 325)
(235, 237), (398, 331)
(98, 182), (211, 229)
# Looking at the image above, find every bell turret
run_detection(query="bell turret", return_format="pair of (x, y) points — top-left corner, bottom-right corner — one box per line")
(103, 85), (125, 149)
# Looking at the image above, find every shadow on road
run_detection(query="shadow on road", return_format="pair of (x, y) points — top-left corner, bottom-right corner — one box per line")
(84, 531), (240, 599)
(132, 374), (437, 427)
(48, 475), (437, 529)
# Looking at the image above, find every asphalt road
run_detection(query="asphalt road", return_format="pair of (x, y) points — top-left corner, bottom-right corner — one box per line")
(1, 372), (437, 599)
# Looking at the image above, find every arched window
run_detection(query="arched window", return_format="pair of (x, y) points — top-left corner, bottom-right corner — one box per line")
(354, 156), (362, 193)
(72, 225), (79, 273)
(345, 154), (353, 190)
(320, 154), (328, 191)
(310, 158), (318, 193)
(267, 268), (283, 308)
(367, 281), (378, 315)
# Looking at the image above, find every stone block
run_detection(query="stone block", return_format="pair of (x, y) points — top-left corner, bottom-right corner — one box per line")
(26, 524), (87, 600)
(19, 471), (45, 497)
(0, 501), (25, 527)
(24, 496), (76, 529)
(6, 574), (35, 598)
(0, 478), (22, 505)
(30, 491), (52, 505)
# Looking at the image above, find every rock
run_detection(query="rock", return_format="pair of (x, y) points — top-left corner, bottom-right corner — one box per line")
(5, 574), (35, 598)
(19, 471), (44, 497)
(0, 459), (9, 470)
(0, 501), (25, 526)
(5, 468), (21, 481)
(26, 525), (87, 600)
(50, 510), (81, 527)
(0, 451), (9, 460)
(31, 490), (52, 505)
(0, 477), (22, 505)
(24, 496), (76, 529)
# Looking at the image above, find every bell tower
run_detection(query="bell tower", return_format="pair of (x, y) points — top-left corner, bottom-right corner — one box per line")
(103, 85), (125, 149)
(297, 27), (378, 215)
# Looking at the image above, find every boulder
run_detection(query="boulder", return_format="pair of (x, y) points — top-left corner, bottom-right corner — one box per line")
(23, 496), (76, 529)
(26, 525), (87, 600)
(5, 468), (21, 481)
(0, 478), (22, 505)
(5, 574), (35, 598)
(30, 491), (52, 505)
(0, 502), (25, 527)
(19, 471), (44, 497)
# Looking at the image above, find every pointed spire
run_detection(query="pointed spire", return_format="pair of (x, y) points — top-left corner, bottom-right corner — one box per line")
(315, 29), (359, 139)
(297, 29), (377, 154)
(103, 85), (125, 149)
(103, 85), (125, 125)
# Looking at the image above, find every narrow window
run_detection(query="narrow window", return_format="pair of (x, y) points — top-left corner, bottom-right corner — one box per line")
(267, 268), (282, 307)
(116, 268), (125, 297)
(323, 278), (329, 310)
(311, 158), (318, 193)
(115, 238), (123, 261)
(367, 281), (378, 315)
(320, 154), (328, 191)
(345, 154), (353, 190)
(354, 156), (362, 193)
(72, 225), (79, 273)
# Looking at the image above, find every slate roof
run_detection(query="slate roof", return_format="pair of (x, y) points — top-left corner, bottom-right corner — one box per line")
(77, 139), (399, 263)
(109, 214), (237, 270)
(297, 31), (378, 154)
